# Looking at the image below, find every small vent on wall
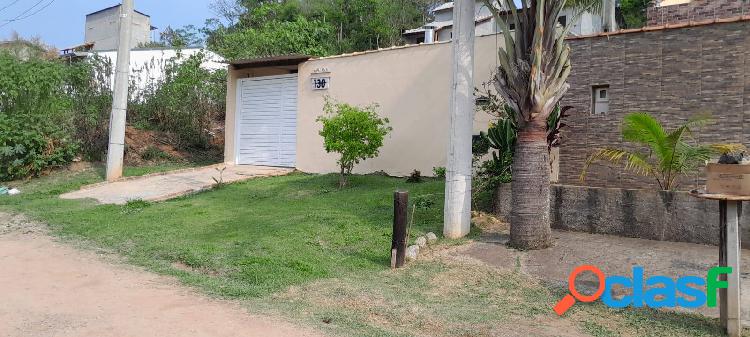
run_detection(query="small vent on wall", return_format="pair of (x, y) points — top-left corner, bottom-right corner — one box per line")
(592, 85), (610, 115)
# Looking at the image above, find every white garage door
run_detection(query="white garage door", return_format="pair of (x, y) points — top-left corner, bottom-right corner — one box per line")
(236, 74), (297, 167)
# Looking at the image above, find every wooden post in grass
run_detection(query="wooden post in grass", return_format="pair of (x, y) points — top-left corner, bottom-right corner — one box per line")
(391, 191), (408, 268)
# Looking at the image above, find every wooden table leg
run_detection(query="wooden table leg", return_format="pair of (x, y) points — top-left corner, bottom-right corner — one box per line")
(720, 200), (728, 330)
(724, 200), (742, 337)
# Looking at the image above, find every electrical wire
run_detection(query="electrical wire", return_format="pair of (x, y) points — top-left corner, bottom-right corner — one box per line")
(13, 0), (55, 20)
(1, 0), (45, 21)
(0, 0), (21, 14)
(0, 0), (55, 29)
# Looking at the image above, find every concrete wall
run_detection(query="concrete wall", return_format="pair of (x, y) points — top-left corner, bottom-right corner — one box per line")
(294, 35), (502, 177)
(85, 7), (152, 51)
(91, 48), (225, 94)
(428, 8), (602, 43)
(494, 184), (750, 248)
(561, 20), (750, 189)
(225, 20), (750, 184)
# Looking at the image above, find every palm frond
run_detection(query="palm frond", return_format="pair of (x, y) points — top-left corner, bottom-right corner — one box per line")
(671, 143), (713, 174)
(580, 148), (656, 182)
(483, 0), (571, 126)
(621, 112), (666, 144)
(710, 143), (747, 155)
(683, 113), (713, 128)
(562, 0), (604, 30)
(621, 112), (671, 160)
(582, 112), (735, 190)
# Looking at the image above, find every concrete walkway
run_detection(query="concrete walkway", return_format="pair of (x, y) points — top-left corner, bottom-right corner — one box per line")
(60, 165), (292, 205)
(463, 228), (750, 326)
(0, 213), (322, 337)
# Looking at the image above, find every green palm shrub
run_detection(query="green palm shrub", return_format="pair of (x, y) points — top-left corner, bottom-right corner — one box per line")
(580, 112), (745, 190)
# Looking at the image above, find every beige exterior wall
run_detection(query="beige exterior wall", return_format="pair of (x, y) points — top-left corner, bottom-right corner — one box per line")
(224, 67), (296, 164)
(295, 35), (504, 177)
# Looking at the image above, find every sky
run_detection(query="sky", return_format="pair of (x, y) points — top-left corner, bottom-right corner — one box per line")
(0, 0), (215, 49)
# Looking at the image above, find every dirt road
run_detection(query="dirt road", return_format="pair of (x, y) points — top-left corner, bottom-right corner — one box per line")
(0, 213), (322, 337)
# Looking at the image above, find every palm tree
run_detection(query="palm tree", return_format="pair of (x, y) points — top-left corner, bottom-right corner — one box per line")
(580, 113), (744, 191)
(482, 0), (599, 249)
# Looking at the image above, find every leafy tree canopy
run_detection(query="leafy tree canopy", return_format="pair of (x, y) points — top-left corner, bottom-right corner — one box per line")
(209, 4), (337, 59)
(206, 0), (444, 60)
(161, 25), (206, 48)
(620, 0), (652, 28)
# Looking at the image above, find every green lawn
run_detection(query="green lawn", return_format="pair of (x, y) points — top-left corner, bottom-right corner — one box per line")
(1, 168), (447, 297)
(0, 166), (742, 337)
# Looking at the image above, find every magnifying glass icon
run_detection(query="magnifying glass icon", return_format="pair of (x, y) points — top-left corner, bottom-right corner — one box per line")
(554, 265), (606, 316)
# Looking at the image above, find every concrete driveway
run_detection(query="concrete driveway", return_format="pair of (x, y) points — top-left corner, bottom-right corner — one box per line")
(60, 164), (292, 205)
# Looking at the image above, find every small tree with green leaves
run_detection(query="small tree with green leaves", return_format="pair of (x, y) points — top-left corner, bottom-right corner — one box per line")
(581, 112), (745, 190)
(317, 98), (392, 188)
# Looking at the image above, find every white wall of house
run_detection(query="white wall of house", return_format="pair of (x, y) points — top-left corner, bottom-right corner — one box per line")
(563, 10), (604, 36)
(406, 2), (606, 44)
(437, 28), (452, 42)
(90, 48), (225, 92)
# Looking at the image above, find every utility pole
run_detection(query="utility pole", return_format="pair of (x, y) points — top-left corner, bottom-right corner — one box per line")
(106, 0), (134, 182)
(444, 0), (475, 239)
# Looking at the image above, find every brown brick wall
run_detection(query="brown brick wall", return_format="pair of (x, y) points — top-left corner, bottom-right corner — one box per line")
(560, 20), (750, 190)
(647, 0), (750, 26)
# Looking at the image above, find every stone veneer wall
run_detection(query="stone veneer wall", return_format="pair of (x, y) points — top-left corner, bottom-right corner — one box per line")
(561, 20), (750, 190)
(647, 0), (750, 26)
(494, 184), (750, 249)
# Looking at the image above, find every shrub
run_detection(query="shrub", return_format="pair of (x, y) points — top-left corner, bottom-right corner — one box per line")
(0, 53), (79, 181)
(140, 146), (172, 162)
(67, 56), (114, 161)
(432, 166), (446, 178)
(317, 98), (392, 188)
(412, 194), (436, 209)
(0, 49), (226, 181)
(130, 51), (226, 151)
(406, 170), (423, 183)
(477, 117), (516, 188)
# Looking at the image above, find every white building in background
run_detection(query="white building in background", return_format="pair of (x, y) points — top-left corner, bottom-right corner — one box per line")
(84, 5), (156, 51)
(60, 6), (226, 92)
(90, 48), (225, 92)
(403, 1), (611, 44)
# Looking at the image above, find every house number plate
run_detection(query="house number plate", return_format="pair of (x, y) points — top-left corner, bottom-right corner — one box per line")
(311, 77), (330, 90)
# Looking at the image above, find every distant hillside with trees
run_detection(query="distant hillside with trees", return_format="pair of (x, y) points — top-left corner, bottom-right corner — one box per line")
(204, 0), (446, 60)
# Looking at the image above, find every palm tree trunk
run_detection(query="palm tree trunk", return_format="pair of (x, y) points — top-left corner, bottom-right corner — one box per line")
(510, 119), (552, 249)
